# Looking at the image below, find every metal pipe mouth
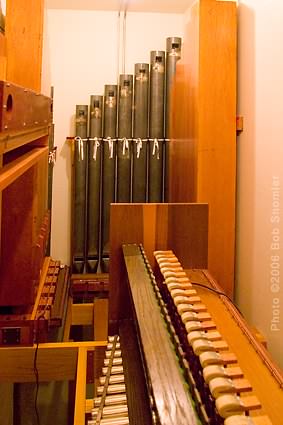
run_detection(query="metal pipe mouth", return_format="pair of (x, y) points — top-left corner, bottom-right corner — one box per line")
(166, 37), (182, 53)
(150, 50), (165, 64)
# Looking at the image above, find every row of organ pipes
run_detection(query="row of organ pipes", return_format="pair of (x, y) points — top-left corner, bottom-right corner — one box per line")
(72, 37), (181, 274)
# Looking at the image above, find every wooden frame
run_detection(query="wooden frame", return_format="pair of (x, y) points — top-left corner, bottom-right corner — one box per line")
(169, 0), (237, 297)
(0, 298), (109, 425)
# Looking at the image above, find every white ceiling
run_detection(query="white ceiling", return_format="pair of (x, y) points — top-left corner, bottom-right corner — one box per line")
(45, 0), (193, 14)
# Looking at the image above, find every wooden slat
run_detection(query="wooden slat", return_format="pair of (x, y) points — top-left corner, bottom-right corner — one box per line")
(93, 298), (108, 341)
(31, 257), (51, 320)
(0, 146), (48, 191)
(0, 341), (106, 383)
(186, 269), (283, 425)
(74, 347), (87, 425)
(109, 203), (208, 331)
(0, 126), (49, 153)
(123, 244), (198, 425)
(5, 0), (44, 92)
(169, 0), (237, 297)
(71, 303), (93, 326)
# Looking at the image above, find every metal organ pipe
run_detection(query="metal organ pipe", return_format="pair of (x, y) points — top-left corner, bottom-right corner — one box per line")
(149, 50), (165, 203)
(102, 85), (117, 272)
(117, 74), (133, 203)
(73, 105), (88, 273)
(71, 37), (182, 275)
(87, 95), (103, 273)
(164, 37), (182, 201)
(133, 63), (149, 203)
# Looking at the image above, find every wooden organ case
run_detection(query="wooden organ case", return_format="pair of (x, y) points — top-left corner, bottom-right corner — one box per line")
(107, 203), (283, 425)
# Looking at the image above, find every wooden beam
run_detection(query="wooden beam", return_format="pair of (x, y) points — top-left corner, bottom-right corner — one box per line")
(74, 347), (87, 425)
(93, 298), (108, 341)
(0, 126), (49, 153)
(0, 146), (48, 191)
(71, 303), (93, 326)
(31, 257), (51, 320)
(0, 341), (106, 383)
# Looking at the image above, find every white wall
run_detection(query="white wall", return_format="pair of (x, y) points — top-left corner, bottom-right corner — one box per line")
(42, 8), (184, 265)
(236, 0), (283, 369)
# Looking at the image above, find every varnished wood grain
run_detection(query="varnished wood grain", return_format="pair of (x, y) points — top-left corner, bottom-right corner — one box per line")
(0, 341), (106, 382)
(0, 146), (48, 191)
(109, 203), (208, 329)
(169, 0), (237, 297)
(5, 0), (44, 91)
(186, 269), (283, 425)
(123, 244), (198, 425)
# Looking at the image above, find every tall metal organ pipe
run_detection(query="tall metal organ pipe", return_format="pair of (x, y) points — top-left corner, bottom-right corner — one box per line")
(164, 37), (182, 201)
(149, 50), (165, 203)
(117, 74), (133, 202)
(133, 63), (149, 202)
(87, 95), (103, 273)
(73, 104), (88, 273)
(102, 85), (117, 272)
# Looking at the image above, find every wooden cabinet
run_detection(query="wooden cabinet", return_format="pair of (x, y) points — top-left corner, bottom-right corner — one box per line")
(169, 0), (237, 297)
(0, 0), (49, 309)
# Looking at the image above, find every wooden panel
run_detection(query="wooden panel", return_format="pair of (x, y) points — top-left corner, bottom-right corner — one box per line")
(0, 341), (106, 382)
(186, 269), (283, 425)
(0, 32), (6, 80)
(123, 244), (198, 425)
(93, 298), (108, 341)
(198, 0), (237, 296)
(0, 146), (48, 191)
(71, 303), (93, 326)
(74, 347), (87, 425)
(5, 0), (44, 91)
(169, 0), (237, 297)
(109, 203), (143, 330)
(109, 203), (208, 329)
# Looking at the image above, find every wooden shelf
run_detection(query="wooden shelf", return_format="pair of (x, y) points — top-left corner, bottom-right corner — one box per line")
(0, 145), (48, 191)
(0, 125), (49, 154)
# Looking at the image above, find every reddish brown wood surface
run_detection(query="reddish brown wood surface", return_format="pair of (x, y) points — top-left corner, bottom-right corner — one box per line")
(109, 203), (208, 330)
(169, 0), (237, 297)
(123, 244), (198, 425)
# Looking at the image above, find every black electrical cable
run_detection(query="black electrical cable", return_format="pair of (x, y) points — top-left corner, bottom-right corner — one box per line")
(33, 336), (40, 425)
(190, 281), (243, 315)
(33, 314), (45, 425)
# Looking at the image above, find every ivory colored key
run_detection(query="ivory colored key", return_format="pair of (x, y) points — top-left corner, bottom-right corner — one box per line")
(104, 357), (123, 366)
(192, 338), (228, 355)
(209, 377), (252, 398)
(185, 320), (216, 333)
(99, 374), (125, 385)
(181, 311), (211, 324)
(160, 263), (183, 270)
(224, 415), (272, 425)
(97, 383), (126, 395)
(165, 276), (191, 284)
(89, 417), (129, 425)
(203, 365), (244, 383)
(167, 282), (193, 291)
(163, 270), (187, 279)
(107, 342), (121, 350)
(199, 351), (238, 368)
(154, 250), (174, 255)
(187, 330), (222, 345)
(108, 336), (120, 342)
(92, 404), (128, 419)
(94, 394), (127, 407)
(105, 350), (122, 358)
(215, 394), (261, 418)
(157, 258), (182, 267)
(102, 365), (123, 375)
(173, 289), (196, 306)
(177, 303), (207, 314)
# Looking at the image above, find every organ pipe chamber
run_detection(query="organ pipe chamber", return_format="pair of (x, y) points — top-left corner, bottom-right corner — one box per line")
(71, 37), (181, 274)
